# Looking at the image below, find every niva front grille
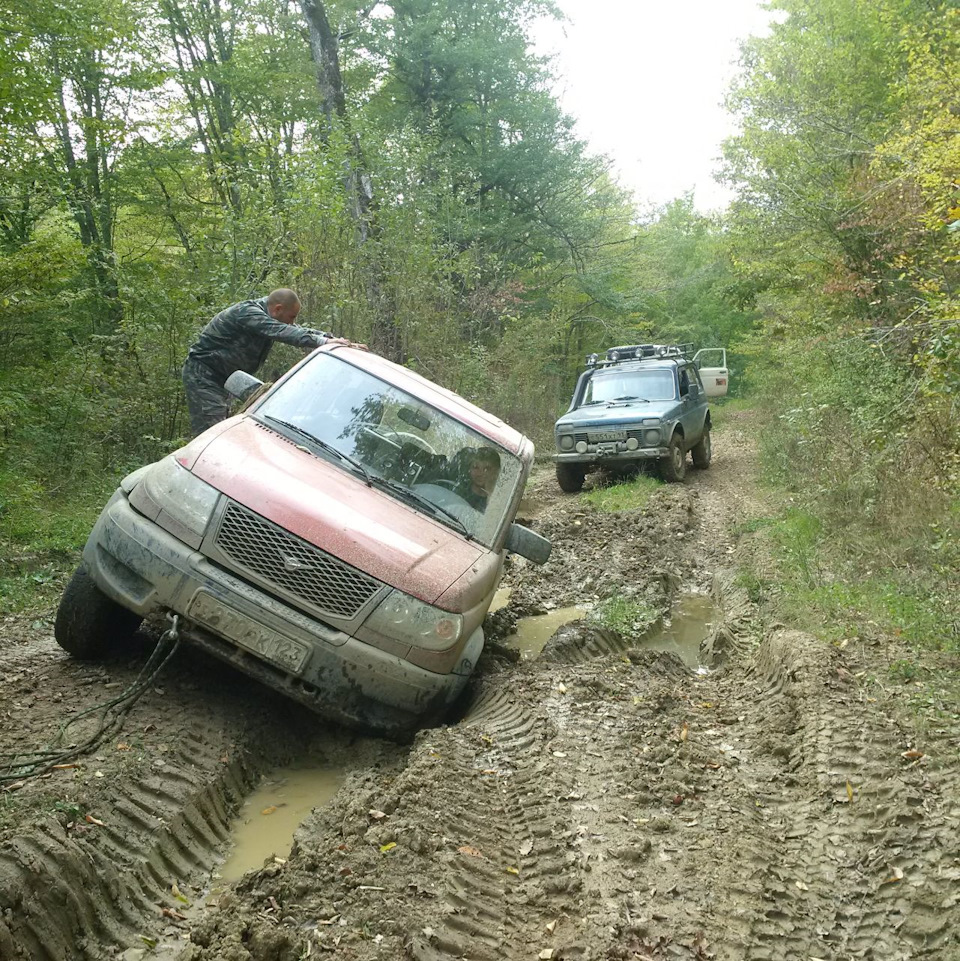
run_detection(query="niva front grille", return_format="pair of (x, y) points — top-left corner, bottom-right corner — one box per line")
(214, 501), (380, 619)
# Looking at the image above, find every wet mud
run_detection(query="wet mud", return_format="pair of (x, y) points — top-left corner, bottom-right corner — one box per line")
(1, 411), (959, 960)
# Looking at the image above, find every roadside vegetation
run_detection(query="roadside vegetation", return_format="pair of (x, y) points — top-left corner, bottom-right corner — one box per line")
(1, 0), (957, 691)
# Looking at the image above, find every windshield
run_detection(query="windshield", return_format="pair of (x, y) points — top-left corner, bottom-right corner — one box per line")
(254, 354), (521, 547)
(584, 368), (677, 404)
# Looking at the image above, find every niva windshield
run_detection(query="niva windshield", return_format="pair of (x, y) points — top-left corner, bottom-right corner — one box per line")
(584, 368), (676, 404)
(255, 354), (520, 548)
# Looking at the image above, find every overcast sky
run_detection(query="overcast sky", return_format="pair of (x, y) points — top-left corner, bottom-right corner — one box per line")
(534, 0), (775, 213)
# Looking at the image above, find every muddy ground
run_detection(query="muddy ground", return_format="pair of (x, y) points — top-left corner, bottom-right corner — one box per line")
(1, 411), (959, 960)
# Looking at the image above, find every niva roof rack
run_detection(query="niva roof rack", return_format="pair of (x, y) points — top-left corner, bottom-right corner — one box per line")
(584, 343), (694, 368)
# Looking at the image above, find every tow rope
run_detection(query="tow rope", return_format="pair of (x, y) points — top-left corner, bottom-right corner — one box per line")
(0, 613), (182, 788)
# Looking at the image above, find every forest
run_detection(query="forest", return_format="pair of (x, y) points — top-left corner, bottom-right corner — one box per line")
(1, 0), (957, 649)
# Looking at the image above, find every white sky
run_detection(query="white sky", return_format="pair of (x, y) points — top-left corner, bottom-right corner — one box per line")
(534, 0), (775, 212)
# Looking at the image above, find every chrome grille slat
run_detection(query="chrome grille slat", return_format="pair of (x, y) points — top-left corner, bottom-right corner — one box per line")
(215, 502), (380, 619)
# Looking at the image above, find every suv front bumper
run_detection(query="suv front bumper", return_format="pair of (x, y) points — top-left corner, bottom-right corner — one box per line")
(554, 447), (668, 464)
(83, 490), (481, 735)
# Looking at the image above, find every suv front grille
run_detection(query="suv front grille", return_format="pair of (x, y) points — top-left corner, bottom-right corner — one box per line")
(215, 502), (381, 619)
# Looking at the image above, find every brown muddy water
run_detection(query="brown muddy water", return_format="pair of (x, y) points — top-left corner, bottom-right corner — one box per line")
(218, 764), (345, 881)
(504, 592), (717, 666)
(641, 592), (717, 669)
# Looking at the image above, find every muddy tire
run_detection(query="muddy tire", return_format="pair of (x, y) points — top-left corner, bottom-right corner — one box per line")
(691, 429), (712, 469)
(556, 462), (586, 493)
(660, 432), (687, 482)
(54, 565), (142, 659)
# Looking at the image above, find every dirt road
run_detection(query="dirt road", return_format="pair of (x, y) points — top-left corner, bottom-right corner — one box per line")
(2, 412), (958, 960)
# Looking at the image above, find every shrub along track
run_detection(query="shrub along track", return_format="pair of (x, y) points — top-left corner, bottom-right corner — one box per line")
(1, 411), (958, 960)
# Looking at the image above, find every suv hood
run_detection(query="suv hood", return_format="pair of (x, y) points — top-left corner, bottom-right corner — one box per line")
(189, 419), (485, 605)
(558, 399), (677, 429)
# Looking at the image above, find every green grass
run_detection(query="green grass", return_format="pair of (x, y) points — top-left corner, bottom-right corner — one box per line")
(0, 472), (117, 614)
(581, 474), (661, 512)
(589, 596), (658, 635)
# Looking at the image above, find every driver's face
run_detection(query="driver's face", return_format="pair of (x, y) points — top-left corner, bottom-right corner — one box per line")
(469, 458), (498, 492)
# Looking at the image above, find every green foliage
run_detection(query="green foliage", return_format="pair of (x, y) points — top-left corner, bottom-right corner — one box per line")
(589, 596), (658, 637)
(581, 475), (661, 513)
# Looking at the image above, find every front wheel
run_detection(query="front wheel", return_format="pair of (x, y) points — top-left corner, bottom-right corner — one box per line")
(54, 565), (142, 659)
(556, 462), (586, 493)
(660, 433), (687, 482)
(691, 429), (712, 469)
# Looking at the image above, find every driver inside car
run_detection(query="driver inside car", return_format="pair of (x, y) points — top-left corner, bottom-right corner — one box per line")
(458, 447), (501, 511)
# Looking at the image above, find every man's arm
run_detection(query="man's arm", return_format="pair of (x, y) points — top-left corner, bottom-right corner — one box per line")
(237, 302), (326, 349)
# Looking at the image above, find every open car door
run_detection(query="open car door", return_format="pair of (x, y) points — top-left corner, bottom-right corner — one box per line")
(693, 348), (729, 398)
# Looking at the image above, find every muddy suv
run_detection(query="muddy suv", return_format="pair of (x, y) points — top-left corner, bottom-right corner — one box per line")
(553, 344), (728, 491)
(54, 345), (551, 736)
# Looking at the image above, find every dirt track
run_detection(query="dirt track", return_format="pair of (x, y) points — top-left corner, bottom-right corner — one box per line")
(2, 412), (959, 960)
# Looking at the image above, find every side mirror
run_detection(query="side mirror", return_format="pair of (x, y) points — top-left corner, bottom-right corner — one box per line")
(505, 523), (551, 565)
(224, 370), (264, 401)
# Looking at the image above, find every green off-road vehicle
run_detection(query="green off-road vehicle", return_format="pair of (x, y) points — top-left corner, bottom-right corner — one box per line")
(553, 344), (729, 492)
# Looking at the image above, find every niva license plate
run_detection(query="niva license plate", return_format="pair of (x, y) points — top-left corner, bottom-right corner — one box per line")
(589, 430), (626, 442)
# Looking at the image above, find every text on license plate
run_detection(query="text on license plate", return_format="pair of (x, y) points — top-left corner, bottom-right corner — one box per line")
(188, 591), (309, 673)
(589, 430), (626, 442)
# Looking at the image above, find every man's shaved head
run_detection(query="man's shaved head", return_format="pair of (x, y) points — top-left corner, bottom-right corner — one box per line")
(266, 288), (301, 310)
(266, 288), (302, 323)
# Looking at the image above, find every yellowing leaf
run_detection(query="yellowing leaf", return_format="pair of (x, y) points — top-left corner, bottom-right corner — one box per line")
(261, 806), (277, 816)
(379, 842), (397, 853)
(505, 866), (519, 875)
(846, 781), (854, 803)
(680, 722), (689, 742)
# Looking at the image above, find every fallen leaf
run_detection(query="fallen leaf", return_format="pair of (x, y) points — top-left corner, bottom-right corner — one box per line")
(680, 722), (689, 742)
(160, 907), (187, 922)
(84, 814), (104, 826)
(94, 770), (105, 779)
(882, 866), (905, 885)
(705, 761), (722, 770)
(505, 866), (519, 875)
(458, 845), (482, 857)
(379, 842), (397, 853)
(368, 809), (387, 820)
(519, 839), (534, 856)
(795, 879), (808, 891)
(140, 936), (157, 948)
(846, 781), (854, 803)
(171, 883), (189, 905)
(901, 749), (924, 760)
(116, 743), (131, 751)
(261, 806), (277, 816)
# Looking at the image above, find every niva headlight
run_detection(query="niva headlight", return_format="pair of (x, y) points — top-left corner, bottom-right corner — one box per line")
(365, 589), (463, 650)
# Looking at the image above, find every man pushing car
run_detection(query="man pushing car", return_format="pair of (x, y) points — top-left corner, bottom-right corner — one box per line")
(182, 288), (364, 436)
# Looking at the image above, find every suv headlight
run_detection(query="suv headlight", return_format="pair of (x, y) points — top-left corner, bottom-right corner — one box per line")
(133, 456), (220, 545)
(365, 590), (463, 650)
(558, 434), (574, 451)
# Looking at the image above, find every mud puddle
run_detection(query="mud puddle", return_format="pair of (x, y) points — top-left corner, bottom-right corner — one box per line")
(505, 605), (586, 658)
(639, 592), (717, 668)
(218, 763), (346, 881)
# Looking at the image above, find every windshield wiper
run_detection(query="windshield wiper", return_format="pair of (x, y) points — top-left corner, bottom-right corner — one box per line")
(611, 395), (649, 402)
(261, 416), (372, 485)
(370, 476), (471, 538)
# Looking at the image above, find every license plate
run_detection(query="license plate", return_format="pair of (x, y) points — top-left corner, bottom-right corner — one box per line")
(589, 430), (626, 442)
(188, 591), (309, 673)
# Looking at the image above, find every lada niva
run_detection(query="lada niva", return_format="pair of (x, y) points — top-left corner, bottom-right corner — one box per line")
(553, 344), (728, 491)
(54, 346), (551, 736)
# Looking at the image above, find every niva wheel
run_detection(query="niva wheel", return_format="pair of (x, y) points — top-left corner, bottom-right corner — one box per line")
(556, 462), (586, 493)
(691, 429), (712, 469)
(660, 433), (687, 482)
